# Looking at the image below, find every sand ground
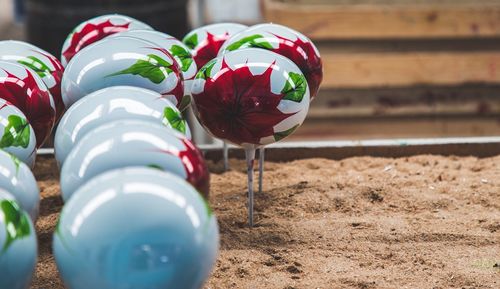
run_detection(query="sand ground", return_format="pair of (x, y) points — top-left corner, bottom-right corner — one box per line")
(32, 155), (500, 289)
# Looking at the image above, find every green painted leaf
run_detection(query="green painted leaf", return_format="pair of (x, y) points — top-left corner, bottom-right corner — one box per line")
(226, 34), (274, 51)
(183, 33), (198, 50)
(201, 196), (213, 217)
(0, 115), (31, 149)
(147, 164), (164, 170)
(1, 200), (31, 253)
(281, 72), (307, 103)
(18, 56), (52, 78)
(178, 95), (191, 112)
(195, 59), (217, 80)
(170, 45), (194, 72)
(106, 54), (173, 84)
(163, 107), (186, 134)
(274, 124), (299, 142)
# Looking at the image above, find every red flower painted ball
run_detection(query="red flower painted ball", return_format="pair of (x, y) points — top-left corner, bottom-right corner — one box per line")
(219, 23), (323, 99)
(61, 36), (184, 109)
(191, 48), (310, 148)
(182, 23), (248, 69)
(60, 14), (153, 67)
(0, 40), (65, 120)
(0, 61), (56, 147)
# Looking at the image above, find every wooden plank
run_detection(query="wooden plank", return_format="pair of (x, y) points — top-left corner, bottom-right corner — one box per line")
(309, 85), (500, 118)
(38, 136), (500, 160)
(321, 51), (500, 88)
(290, 116), (500, 141)
(262, 0), (500, 40)
(198, 137), (500, 161)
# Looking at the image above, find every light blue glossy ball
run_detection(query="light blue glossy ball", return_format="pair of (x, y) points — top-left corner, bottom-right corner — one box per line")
(54, 86), (191, 166)
(0, 189), (37, 289)
(60, 119), (209, 202)
(54, 167), (219, 289)
(0, 149), (39, 221)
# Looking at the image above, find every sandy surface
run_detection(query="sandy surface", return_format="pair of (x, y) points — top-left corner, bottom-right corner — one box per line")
(32, 155), (500, 289)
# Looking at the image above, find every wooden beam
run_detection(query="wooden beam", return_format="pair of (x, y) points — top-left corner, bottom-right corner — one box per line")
(262, 0), (500, 40)
(321, 51), (500, 88)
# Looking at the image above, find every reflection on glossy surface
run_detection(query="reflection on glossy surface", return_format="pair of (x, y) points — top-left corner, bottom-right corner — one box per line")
(0, 99), (37, 168)
(191, 48), (310, 148)
(0, 61), (56, 147)
(182, 23), (248, 69)
(60, 14), (153, 67)
(54, 167), (218, 289)
(55, 86), (191, 166)
(60, 120), (209, 201)
(110, 30), (197, 100)
(61, 37), (184, 109)
(0, 189), (37, 289)
(219, 23), (323, 99)
(0, 40), (65, 120)
(0, 149), (39, 221)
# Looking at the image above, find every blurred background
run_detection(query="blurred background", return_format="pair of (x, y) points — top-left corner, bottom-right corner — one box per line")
(1, 0), (499, 144)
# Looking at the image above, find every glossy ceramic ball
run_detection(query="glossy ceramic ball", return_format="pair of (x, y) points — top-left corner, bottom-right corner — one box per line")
(219, 23), (323, 98)
(110, 30), (197, 104)
(60, 14), (153, 67)
(61, 36), (184, 109)
(0, 149), (39, 220)
(0, 61), (56, 147)
(60, 120), (209, 201)
(55, 86), (191, 166)
(0, 40), (65, 120)
(182, 23), (248, 69)
(0, 189), (37, 289)
(0, 99), (37, 168)
(54, 167), (219, 289)
(191, 48), (310, 149)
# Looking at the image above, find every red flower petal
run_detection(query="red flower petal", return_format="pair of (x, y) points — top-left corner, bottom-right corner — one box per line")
(193, 59), (297, 145)
(62, 19), (131, 63)
(0, 69), (55, 147)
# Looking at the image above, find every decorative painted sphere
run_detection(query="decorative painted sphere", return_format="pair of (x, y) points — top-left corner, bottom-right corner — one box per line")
(182, 23), (248, 69)
(110, 30), (197, 105)
(0, 149), (39, 220)
(61, 36), (184, 109)
(55, 86), (191, 166)
(0, 99), (37, 168)
(191, 48), (310, 149)
(0, 61), (56, 147)
(0, 40), (65, 120)
(219, 23), (323, 98)
(60, 14), (153, 67)
(54, 167), (219, 289)
(60, 120), (209, 201)
(0, 189), (37, 289)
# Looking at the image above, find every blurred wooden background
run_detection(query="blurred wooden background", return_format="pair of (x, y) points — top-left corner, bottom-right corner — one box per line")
(263, 0), (500, 140)
(1, 0), (499, 142)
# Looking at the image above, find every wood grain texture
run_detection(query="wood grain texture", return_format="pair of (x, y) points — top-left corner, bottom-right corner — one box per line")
(262, 0), (500, 39)
(321, 51), (500, 88)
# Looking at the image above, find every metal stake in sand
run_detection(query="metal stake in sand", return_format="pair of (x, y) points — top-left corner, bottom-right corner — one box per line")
(190, 49), (311, 227)
(223, 142), (229, 171)
(258, 147), (265, 194)
(245, 148), (256, 227)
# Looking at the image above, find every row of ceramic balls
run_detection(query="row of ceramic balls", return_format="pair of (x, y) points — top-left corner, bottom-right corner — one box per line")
(0, 13), (322, 289)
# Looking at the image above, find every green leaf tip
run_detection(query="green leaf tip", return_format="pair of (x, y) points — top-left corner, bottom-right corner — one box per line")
(106, 54), (173, 84)
(281, 72), (307, 103)
(1, 200), (31, 254)
(0, 115), (31, 149)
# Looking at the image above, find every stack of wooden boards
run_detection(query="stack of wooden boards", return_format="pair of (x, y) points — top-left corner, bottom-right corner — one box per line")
(263, 0), (500, 140)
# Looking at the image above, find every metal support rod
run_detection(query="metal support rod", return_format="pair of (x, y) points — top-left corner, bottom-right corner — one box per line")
(258, 147), (265, 194)
(223, 142), (229, 171)
(245, 148), (256, 227)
